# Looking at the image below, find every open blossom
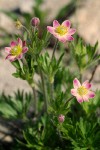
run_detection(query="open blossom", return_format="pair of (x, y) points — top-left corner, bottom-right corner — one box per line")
(5, 38), (28, 62)
(47, 20), (76, 43)
(58, 114), (65, 123)
(71, 78), (95, 103)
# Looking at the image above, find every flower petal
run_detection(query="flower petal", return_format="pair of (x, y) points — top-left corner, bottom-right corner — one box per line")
(62, 20), (71, 28)
(47, 26), (55, 34)
(22, 47), (28, 53)
(10, 41), (17, 48)
(76, 95), (83, 103)
(18, 38), (22, 46)
(23, 41), (26, 47)
(68, 28), (76, 35)
(5, 47), (11, 53)
(71, 89), (77, 96)
(73, 78), (81, 89)
(6, 54), (16, 62)
(53, 20), (60, 28)
(88, 91), (95, 98)
(57, 36), (67, 43)
(83, 95), (89, 102)
(18, 54), (23, 59)
(82, 80), (91, 89)
(66, 35), (74, 41)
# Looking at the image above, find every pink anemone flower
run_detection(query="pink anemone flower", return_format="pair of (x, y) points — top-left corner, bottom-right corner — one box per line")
(47, 20), (76, 43)
(71, 78), (95, 103)
(5, 38), (28, 62)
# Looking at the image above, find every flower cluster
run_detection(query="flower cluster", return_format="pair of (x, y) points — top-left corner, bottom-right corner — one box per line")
(4, 18), (95, 108)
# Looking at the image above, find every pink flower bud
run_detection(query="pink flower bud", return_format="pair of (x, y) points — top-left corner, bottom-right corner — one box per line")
(58, 114), (65, 123)
(31, 17), (40, 27)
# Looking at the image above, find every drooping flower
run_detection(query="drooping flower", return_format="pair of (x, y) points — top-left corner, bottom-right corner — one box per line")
(71, 78), (95, 103)
(15, 19), (23, 29)
(58, 114), (65, 123)
(47, 20), (76, 43)
(5, 38), (28, 62)
(31, 17), (40, 27)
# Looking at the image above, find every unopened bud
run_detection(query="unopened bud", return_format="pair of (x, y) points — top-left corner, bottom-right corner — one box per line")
(58, 114), (65, 123)
(31, 17), (40, 27)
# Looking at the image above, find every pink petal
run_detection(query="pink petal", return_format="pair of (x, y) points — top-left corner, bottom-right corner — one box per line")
(73, 78), (81, 89)
(82, 80), (91, 89)
(23, 41), (26, 47)
(83, 95), (89, 102)
(53, 20), (60, 28)
(76, 95), (83, 103)
(68, 28), (76, 35)
(47, 26), (55, 34)
(6, 54), (16, 62)
(66, 35), (74, 41)
(18, 54), (23, 59)
(88, 91), (95, 98)
(22, 47), (28, 53)
(5, 47), (11, 53)
(71, 89), (77, 96)
(62, 20), (71, 28)
(57, 36), (67, 43)
(10, 41), (17, 48)
(18, 38), (22, 46)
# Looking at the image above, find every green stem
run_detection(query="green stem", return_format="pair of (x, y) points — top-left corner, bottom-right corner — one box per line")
(51, 39), (59, 60)
(40, 70), (48, 112)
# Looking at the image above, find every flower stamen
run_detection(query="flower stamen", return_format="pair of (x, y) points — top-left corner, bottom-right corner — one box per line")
(11, 45), (22, 56)
(55, 25), (67, 36)
(77, 86), (88, 96)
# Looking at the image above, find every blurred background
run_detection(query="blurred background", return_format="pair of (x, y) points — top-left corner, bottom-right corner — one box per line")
(0, 0), (100, 147)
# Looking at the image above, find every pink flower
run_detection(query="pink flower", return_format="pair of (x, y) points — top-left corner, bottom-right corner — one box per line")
(58, 114), (65, 123)
(5, 38), (28, 62)
(71, 78), (95, 103)
(47, 20), (76, 43)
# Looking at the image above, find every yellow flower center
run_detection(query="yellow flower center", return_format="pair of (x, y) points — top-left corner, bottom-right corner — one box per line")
(77, 86), (88, 96)
(11, 45), (22, 56)
(55, 25), (67, 36)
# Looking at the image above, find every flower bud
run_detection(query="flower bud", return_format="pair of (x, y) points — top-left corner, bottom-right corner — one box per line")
(31, 17), (40, 27)
(58, 114), (65, 123)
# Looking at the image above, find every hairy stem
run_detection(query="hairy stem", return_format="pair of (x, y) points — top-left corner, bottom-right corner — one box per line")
(49, 82), (54, 102)
(22, 57), (37, 115)
(40, 70), (48, 112)
(22, 25), (30, 37)
(65, 96), (74, 105)
(51, 39), (59, 60)
(30, 84), (37, 115)
(89, 64), (99, 83)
